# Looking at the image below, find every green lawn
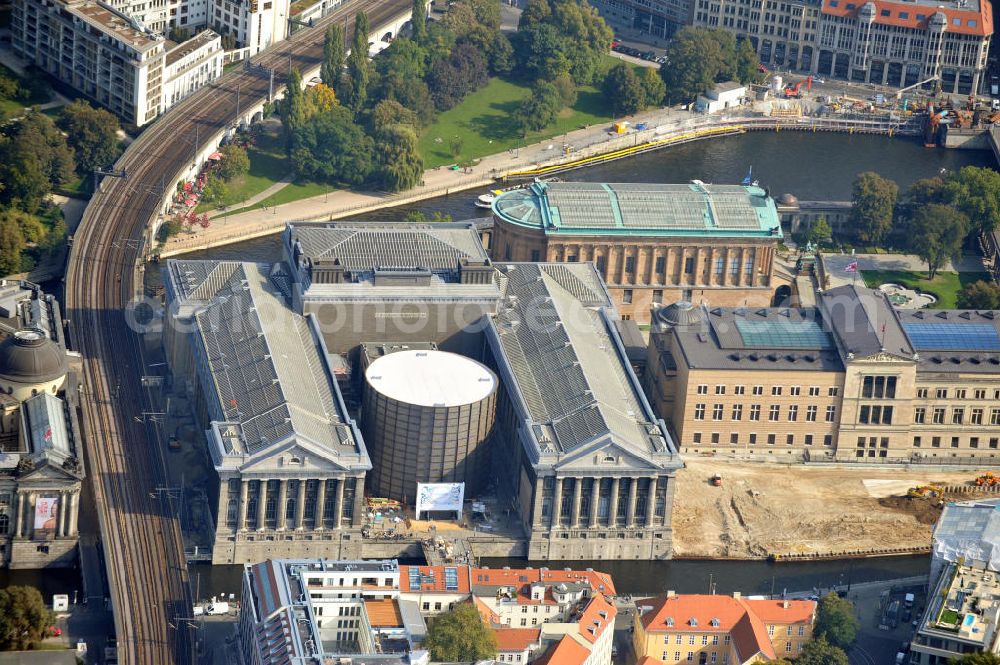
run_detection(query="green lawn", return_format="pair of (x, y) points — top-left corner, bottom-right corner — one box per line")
(938, 609), (960, 627)
(197, 128), (335, 214)
(861, 269), (990, 309)
(0, 64), (54, 122)
(417, 77), (615, 169)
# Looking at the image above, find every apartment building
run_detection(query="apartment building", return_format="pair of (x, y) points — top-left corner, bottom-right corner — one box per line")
(491, 181), (784, 324)
(633, 592), (816, 664)
(910, 560), (1000, 664)
(12, 0), (285, 127)
(690, 0), (992, 94)
(647, 283), (1000, 462)
(13, 0), (166, 126)
(163, 261), (371, 564)
(162, 29), (223, 112)
(238, 559), (617, 665)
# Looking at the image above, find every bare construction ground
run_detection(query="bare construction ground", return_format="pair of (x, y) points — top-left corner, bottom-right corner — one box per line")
(672, 459), (988, 558)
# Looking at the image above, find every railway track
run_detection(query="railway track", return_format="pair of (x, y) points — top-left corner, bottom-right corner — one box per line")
(64, 0), (409, 661)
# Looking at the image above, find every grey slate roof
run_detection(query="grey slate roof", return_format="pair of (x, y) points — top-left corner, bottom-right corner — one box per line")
(819, 285), (914, 359)
(166, 260), (363, 460)
(287, 222), (489, 271)
(490, 263), (676, 459)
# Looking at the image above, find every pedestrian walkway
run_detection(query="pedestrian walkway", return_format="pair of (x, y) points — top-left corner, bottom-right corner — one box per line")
(206, 171), (297, 219)
(823, 252), (988, 289)
(156, 104), (723, 256)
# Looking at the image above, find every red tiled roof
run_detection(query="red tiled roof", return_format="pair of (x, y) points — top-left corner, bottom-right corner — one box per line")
(742, 598), (817, 625)
(398, 565), (471, 594)
(577, 593), (617, 644)
(471, 567), (616, 595)
(493, 628), (542, 652)
(536, 635), (591, 665)
(640, 595), (748, 632)
(730, 610), (773, 662)
(820, 0), (992, 36)
(639, 594), (816, 664)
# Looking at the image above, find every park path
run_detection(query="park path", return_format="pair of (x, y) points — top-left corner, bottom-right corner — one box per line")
(205, 171), (297, 219)
(158, 103), (701, 255)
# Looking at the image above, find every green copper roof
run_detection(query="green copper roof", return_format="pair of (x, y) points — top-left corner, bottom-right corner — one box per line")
(492, 181), (783, 239)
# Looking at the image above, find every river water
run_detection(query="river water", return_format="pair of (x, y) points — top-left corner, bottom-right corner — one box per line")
(31, 133), (987, 603)
(178, 133), (995, 264)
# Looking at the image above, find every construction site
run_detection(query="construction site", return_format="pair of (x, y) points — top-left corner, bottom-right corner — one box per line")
(671, 460), (1000, 561)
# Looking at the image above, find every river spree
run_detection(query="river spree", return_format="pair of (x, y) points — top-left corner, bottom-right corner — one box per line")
(178, 133), (995, 265)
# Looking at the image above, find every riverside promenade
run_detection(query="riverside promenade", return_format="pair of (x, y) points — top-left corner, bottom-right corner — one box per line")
(157, 106), (920, 257)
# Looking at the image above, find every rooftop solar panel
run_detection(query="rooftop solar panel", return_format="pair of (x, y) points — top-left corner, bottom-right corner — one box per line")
(735, 319), (834, 349)
(903, 322), (1000, 351)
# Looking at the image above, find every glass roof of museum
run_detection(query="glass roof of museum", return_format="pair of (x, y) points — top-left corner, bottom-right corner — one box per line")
(735, 319), (835, 349)
(492, 181), (782, 238)
(903, 322), (1000, 351)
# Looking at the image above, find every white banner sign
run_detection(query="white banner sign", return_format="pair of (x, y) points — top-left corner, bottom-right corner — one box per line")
(415, 483), (464, 519)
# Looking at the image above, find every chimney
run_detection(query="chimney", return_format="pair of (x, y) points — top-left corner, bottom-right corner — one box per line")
(783, 600), (790, 609)
(666, 590), (676, 598)
(732, 592), (741, 599)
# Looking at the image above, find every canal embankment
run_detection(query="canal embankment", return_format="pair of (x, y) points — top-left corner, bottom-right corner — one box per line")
(154, 110), (924, 257)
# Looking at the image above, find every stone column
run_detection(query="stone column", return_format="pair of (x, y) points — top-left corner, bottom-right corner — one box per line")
(238, 480), (249, 531)
(552, 478), (564, 527)
(334, 479), (344, 529)
(58, 492), (67, 537)
(589, 479), (600, 528)
(570, 478), (583, 528)
(646, 476), (658, 526)
(353, 476), (365, 527)
(68, 492), (79, 537)
(626, 479), (638, 528)
(25, 493), (35, 539)
(316, 480), (327, 530)
(257, 481), (268, 531)
(296, 479), (307, 529)
(14, 492), (24, 538)
(531, 481), (544, 528)
(276, 480), (288, 530)
(609, 478), (620, 527)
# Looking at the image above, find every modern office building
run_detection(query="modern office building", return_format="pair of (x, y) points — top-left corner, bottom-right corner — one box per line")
(485, 262), (683, 560)
(283, 222), (501, 359)
(590, 0), (690, 37)
(633, 592), (816, 664)
(647, 283), (1000, 461)
(0, 281), (85, 569)
(163, 261), (371, 564)
(690, 0), (992, 94)
(490, 181), (784, 324)
(238, 558), (617, 665)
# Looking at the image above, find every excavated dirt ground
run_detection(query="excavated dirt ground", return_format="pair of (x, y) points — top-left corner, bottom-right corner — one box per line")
(672, 459), (986, 558)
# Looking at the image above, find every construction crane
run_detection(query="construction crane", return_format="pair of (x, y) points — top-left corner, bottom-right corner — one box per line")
(783, 75), (813, 98)
(896, 75), (939, 99)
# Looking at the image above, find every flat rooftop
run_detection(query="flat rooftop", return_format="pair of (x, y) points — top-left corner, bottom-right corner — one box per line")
(69, 0), (162, 52)
(165, 29), (219, 67)
(929, 563), (1000, 645)
(365, 350), (497, 408)
(493, 181), (782, 238)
